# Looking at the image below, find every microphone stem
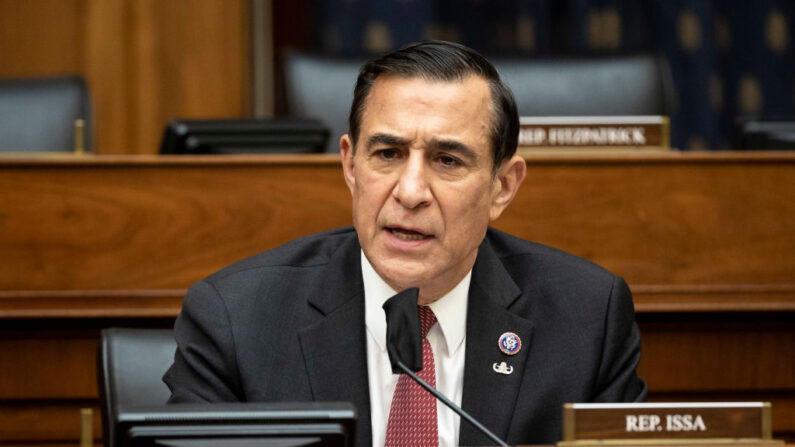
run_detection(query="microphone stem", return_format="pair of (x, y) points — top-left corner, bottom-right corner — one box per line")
(396, 361), (509, 447)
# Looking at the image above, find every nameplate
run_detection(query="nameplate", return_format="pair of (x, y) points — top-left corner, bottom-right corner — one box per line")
(518, 116), (670, 150)
(561, 402), (776, 443)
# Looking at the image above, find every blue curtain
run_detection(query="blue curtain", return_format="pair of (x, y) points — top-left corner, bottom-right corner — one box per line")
(311, 0), (795, 150)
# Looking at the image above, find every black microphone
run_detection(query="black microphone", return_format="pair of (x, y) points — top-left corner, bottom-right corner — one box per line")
(383, 288), (509, 447)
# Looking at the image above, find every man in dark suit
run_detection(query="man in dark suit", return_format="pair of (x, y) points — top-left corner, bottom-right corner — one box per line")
(164, 41), (646, 447)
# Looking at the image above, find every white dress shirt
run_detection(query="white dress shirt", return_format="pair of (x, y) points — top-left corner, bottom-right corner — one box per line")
(362, 251), (470, 447)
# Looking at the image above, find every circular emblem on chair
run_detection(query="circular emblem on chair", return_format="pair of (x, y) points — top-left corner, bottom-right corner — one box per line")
(498, 332), (521, 355)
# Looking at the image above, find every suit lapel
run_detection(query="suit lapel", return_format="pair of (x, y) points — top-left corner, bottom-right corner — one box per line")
(459, 239), (535, 446)
(298, 235), (372, 447)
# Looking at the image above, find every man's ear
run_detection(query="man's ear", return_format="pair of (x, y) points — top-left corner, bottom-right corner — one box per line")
(340, 134), (356, 194)
(489, 154), (527, 221)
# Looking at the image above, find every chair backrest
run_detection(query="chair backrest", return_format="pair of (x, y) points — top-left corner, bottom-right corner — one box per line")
(495, 55), (673, 117)
(0, 76), (92, 152)
(283, 53), (363, 153)
(282, 53), (672, 153)
(97, 328), (176, 447)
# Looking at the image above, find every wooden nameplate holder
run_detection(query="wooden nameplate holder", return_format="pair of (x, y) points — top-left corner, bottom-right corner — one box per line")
(559, 402), (782, 447)
(517, 116), (670, 151)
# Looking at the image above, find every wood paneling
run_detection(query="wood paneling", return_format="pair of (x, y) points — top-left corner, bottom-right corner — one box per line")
(0, 333), (98, 399)
(0, 152), (793, 446)
(0, 152), (792, 301)
(0, 155), (347, 292)
(0, 0), (250, 154)
(502, 156), (795, 287)
(84, 0), (130, 157)
(0, 401), (101, 443)
(122, 0), (251, 153)
(639, 316), (795, 393)
(0, 0), (87, 77)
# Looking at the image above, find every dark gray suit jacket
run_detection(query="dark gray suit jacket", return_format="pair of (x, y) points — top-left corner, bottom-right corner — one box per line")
(164, 226), (646, 446)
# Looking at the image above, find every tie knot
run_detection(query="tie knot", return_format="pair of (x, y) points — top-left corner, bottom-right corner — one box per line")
(418, 305), (437, 338)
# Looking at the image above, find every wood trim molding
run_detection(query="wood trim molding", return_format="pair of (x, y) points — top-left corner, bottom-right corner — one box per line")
(1, 151), (794, 168)
(0, 289), (183, 318)
(633, 284), (795, 312)
(2, 284), (793, 319)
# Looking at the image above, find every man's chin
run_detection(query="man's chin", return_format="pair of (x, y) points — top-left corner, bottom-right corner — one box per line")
(370, 260), (433, 293)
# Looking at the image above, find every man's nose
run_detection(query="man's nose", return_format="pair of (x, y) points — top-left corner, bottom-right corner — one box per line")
(393, 152), (432, 209)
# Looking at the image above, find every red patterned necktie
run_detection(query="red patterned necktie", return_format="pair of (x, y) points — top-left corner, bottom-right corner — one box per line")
(385, 305), (439, 447)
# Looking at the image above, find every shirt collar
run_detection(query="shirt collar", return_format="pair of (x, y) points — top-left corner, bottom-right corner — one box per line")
(362, 250), (469, 358)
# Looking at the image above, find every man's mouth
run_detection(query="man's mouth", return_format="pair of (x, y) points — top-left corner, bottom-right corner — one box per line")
(387, 227), (432, 241)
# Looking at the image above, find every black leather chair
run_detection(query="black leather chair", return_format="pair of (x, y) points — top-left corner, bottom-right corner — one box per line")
(0, 76), (92, 152)
(495, 55), (673, 117)
(97, 328), (176, 447)
(283, 53), (364, 153)
(283, 53), (673, 153)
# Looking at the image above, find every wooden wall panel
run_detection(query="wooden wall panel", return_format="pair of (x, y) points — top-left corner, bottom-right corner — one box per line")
(639, 318), (795, 392)
(0, 0), (87, 77)
(85, 0), (131, 157)
(0, 0), (250, 154)
(124, 0), (250, 154)
(0, 153), (792, 303)
(502, 160), (795, 287)
(0, 156), (348, 292)
(0, 334), (98, 399)
(0, 401), (101, 444)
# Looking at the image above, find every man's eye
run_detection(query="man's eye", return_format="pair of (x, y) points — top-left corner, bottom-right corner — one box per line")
(437, 154), (462, 167)
(378, 149), (399, 160)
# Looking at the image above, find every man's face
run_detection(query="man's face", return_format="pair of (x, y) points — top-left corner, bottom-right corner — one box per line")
(340, 74), (524, 302)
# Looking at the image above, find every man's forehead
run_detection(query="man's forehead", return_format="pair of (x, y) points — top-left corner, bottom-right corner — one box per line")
(357, 74), (494, 136)
(368, 72), (489, 97)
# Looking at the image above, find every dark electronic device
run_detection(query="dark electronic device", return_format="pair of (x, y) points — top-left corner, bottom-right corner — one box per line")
(159, 119), (330, 154)
(733, 119), (795, 150)
(115, 402), (355, 447)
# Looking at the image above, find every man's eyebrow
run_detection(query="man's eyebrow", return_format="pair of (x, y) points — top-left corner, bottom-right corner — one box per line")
(365, 133), (409, 151)
(364, 134), (479, 161)
(430, 139), (478, 161)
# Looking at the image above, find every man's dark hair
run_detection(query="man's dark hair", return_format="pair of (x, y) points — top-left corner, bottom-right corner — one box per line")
(348, 40), (519, 170)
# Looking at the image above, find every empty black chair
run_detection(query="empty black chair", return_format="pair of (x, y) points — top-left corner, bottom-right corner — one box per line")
(282, 52), (673, 153)
(97, 328), (176, 447)
(494, 55), (673, 117)
(0, 76), (92, 152)
(283, 53), (364, 153)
